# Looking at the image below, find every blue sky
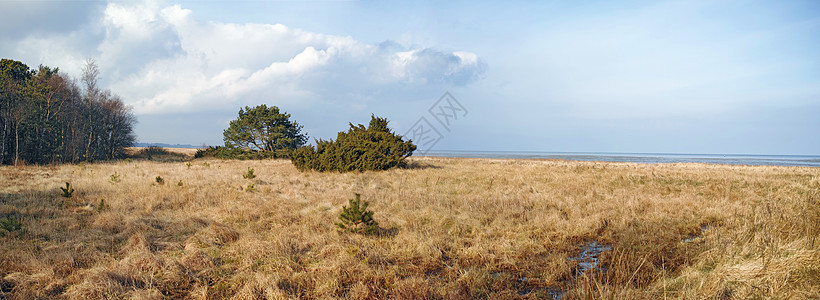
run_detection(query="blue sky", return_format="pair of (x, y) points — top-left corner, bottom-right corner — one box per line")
(1, 0), (818, 154)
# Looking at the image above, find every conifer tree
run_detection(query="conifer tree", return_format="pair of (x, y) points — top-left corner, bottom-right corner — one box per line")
(291, 115), (416, 172)
(336, 194), (378, 234)
(223, 104), (307, 152)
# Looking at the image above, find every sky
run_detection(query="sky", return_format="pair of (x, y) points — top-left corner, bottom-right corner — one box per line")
(1, 0), (818, 155)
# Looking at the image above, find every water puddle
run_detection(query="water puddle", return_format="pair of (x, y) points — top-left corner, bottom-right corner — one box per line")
(569, 241), (612, 277)
(682, 224), (711, 243)
(512, 240), (613, 298)
(489, 272), (563, 298)
(512, 226), (710, 299)
(489, 240), (615, 298)
(518, 283), (563, 299)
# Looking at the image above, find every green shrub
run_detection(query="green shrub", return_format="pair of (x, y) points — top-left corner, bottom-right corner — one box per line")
(60, 182), (74, 199)
(135, 146), (169, 160)
(291, 115), (416, 172)
(155, 176), (165, 185)
(243, 167), (256, 179)
(110, 172), (121, 183)
(336, 194), (378, 234)
(194, 146), (290, 160)
(0, 215), (22, 237)
(143, 145), (169, 156)
(97, 199), (110, 212)
(130, 146), (188, 162)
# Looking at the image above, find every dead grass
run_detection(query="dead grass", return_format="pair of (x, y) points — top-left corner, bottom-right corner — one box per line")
(0, 157), (818, 299)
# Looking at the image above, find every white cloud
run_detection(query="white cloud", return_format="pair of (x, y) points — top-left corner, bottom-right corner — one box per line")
(3, 1), (485, 115)
(57, 1), (486, 115)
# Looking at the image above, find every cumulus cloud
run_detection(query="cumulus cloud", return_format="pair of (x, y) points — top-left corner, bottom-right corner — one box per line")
(9, 0), (485, 115)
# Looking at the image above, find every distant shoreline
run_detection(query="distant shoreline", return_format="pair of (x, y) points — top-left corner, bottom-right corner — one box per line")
(415, 150), (820, 167)
(134, 143), (203, 149)
(132, 145), (820, 167)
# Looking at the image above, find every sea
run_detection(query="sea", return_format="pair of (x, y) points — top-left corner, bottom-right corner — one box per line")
(417, 150), (820, 167)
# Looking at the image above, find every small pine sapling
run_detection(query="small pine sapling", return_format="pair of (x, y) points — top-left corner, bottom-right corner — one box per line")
(59, 182), (75, 208)
(0, 215), (22, 237)
(243, 167), (256, 179)
(336, 193), (378, 234)
(110, 172), (121, 183)
(60, 182), (74, 199)
(97, 199), (110, 212)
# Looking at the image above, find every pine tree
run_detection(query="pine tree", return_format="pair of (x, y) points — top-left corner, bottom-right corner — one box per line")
(291, 115), (416, 172)
(59, 182), (74, 198)
(223, 104), (307, 152)
(336, 194), (378, 234)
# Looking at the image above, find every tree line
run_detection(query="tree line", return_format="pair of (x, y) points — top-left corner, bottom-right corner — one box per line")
(0, 58), (136, 165)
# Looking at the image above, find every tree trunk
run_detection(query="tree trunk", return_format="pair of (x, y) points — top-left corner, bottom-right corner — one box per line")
(86, 104), (93, 161)
(14, 124), (19, 165)
(1, 121), (6, 164)
(86, 123), (93, 161)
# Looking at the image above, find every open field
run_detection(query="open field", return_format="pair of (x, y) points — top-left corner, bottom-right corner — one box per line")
(1, 156), (818, 299)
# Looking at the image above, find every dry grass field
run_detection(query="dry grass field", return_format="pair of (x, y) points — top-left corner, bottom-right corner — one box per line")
(0, 153), (818, 299)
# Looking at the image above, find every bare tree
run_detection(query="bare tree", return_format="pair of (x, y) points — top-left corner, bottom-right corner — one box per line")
(81, 58), (99, 161)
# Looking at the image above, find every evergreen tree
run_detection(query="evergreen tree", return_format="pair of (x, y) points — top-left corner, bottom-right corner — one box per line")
(336, 194), (378, 234)
(291, 115), (416, 172)
(223, 104), (307, 152)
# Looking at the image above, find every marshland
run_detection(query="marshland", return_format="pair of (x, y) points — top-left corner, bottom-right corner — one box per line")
(1, 151), (818, 299)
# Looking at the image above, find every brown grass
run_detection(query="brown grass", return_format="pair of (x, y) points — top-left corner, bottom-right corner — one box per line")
(0, 157), (818, 299)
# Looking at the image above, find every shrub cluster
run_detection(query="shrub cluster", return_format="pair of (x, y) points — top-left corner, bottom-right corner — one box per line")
(130, 146), (188, 162)
(138, 146), (170, 157)
(290, 116), (416, 172)
(194, 146), (291, 160)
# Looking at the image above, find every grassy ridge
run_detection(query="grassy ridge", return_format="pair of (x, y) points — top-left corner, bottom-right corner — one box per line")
(0, 157), (818, 298)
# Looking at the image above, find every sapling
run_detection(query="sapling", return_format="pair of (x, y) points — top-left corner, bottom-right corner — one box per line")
(59, 182), (75, 208)
(97, 199), (110, 212)
(60, 182), (74, 198)
(110, 172), (121, 183)
(0, 216), (22, 237)
(243, 167), (256, 179)
(336, 193), (379, 234)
